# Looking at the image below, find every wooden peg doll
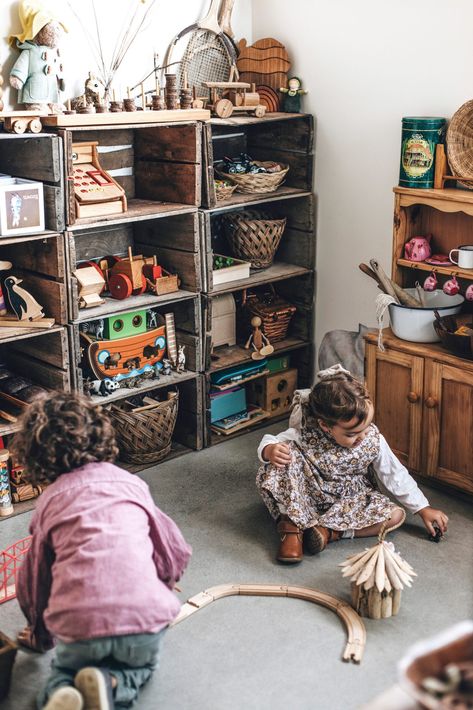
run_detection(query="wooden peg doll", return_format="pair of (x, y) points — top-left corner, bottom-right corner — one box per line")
(245, 316), (274, 360)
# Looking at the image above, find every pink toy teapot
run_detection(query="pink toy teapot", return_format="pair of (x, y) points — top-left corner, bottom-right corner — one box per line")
(404, 235), (432, 262)
(423, 271), (438, 291)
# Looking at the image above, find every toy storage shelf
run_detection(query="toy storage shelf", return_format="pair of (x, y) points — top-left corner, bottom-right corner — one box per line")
(0, 230), (60, 245)
(211, 263), (311, 295)
(0, 323), (64, 346)
(72, 290), (197, 324)
(209, 188), (312, 213)
(90, 369), (199, 406)
(209, 337), (309, 373)
(396, 258), (473, 281)
(67, 201), (197, 231)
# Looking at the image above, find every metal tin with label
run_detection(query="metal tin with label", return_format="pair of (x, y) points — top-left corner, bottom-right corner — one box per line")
(399, 117), (446, 188)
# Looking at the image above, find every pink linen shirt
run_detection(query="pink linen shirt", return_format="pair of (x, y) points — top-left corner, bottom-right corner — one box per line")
(17, 462), (192, 650)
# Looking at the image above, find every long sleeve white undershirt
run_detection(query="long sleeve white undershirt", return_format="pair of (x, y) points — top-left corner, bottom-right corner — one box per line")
(257, 426), (429, 515)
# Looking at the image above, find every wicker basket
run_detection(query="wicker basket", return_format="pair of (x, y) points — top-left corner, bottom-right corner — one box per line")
(215, 181), (237, 201)
(109, 391), (178, 465)
(216, 161), (289, 194)
(447, 100), (473, 188)
(242, 286), (296, 343)
(224, 211), (286, 269)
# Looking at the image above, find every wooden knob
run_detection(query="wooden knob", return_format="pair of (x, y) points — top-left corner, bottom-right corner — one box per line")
(425, 396), (438, 409)
(407, 391), (419, 403)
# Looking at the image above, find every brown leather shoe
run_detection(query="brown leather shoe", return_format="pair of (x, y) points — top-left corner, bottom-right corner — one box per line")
(304, 525), (342, 554)
(276, 515), (303, 564)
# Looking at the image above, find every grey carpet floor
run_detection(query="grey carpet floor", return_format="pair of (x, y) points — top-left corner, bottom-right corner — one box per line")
(0, 423), (472, 710)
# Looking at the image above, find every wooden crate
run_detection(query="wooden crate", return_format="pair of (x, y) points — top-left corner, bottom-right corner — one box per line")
(65, 212), (202, 321)
(0, 234), (68, 324)
(200, 194), (315, 293)
(0, 134), (65, 232)
(202, 113), (314, 208)
(60, 122), (202, 226)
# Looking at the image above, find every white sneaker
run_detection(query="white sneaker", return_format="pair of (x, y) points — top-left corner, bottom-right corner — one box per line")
(74, 667), (115, 710)
(43, 686), (84, 710)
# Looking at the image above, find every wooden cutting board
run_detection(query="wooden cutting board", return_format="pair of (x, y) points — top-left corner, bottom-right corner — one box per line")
(236, 38), (291, 91)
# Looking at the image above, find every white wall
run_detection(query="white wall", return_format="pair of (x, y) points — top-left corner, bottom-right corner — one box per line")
(1, 0), (252, 106)
(252, 0), (473, 350)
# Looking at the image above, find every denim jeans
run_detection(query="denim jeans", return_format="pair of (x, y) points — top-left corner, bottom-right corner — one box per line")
(37, 629), (166, 708)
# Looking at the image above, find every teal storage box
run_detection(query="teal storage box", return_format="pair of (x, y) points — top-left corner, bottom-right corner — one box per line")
(210, 386), (246, 424)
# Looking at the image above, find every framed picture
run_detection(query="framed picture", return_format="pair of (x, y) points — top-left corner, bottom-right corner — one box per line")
(0, 178), (45, 237)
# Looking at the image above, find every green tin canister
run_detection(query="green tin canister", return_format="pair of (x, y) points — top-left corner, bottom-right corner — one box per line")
(399, 117), (446, 188)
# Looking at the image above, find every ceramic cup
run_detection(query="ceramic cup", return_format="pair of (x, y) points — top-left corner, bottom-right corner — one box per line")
(449, 245), (473, 269)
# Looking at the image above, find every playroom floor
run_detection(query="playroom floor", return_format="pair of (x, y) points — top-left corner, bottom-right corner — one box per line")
(1, 423), (472, 710)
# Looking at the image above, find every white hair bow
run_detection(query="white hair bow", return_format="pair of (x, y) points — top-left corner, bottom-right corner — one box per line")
(316, 364), (351, 381)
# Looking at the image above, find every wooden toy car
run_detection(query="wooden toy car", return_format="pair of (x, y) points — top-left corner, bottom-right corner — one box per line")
(204, 81), (266, 119)
(0, 112), (44, 134)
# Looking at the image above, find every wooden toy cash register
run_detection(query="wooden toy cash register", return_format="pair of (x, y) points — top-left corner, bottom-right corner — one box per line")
(72, 142), (127, 219)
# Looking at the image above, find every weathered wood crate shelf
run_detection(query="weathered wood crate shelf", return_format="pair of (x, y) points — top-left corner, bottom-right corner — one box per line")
(67, 201), (197, 231)
(90, 370), (198, 406)
(202, 113), (314, 208)
(0, 234), (68, 324)
(0, 133), (65, 232)
(209, 187), (312, 213)
(200, 193), (315, 293)
(0, 323), (64, 346)
(71, 290), (197, 325)
(59, 122), (203, 227)
(208, 337), (310, 373)
(209, 412), (289, 447)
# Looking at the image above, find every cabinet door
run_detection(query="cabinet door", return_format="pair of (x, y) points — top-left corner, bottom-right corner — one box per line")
(366, 344), (424, 471)
(423, 362), (473, 493)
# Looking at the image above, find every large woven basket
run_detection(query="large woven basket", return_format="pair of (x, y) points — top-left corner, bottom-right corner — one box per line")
(447, 100), (473, 188)
(224, 211), (286, 269)
(109, 391), (178, 465)
(216, 161), (289, 194)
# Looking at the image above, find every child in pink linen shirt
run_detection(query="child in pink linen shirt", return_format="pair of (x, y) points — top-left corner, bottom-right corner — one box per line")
(12, 392), (191, 710)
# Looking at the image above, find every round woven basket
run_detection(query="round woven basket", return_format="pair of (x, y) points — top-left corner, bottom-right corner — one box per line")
(447, 100), (473, 188)
(109, 392), (178, 465)
(224, 211), (287, 269)
(215, 181), (237, 201)
(216, 161), (289, 194)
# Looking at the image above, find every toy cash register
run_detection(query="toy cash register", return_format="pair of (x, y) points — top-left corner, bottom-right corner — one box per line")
(72, 141), (127, 219)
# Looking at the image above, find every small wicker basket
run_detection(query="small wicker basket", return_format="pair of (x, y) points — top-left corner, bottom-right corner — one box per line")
(242, 286), (296, 343)
(109, 391), (178, 465)
(216, 161), (289, 194)
(224, 211), (286, 269)
(215, 181), (237, 201)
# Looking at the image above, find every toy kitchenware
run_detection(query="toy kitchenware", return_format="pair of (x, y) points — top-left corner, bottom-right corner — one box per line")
(404, 235), (432, 262)
(72, 141), (127, 219)
(423, 271), (438, 291)
(425, 254), (451, 265)
(449, 245), (473, 269)
(443, 275), (460, 295)
(465, 284), (473, 301)
(388, 289), (464, 342)
(399, 117), (446, 189)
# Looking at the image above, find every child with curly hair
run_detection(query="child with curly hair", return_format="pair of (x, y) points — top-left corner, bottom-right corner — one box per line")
(12, 392), (191, 710)
(257, 365), (448, 563)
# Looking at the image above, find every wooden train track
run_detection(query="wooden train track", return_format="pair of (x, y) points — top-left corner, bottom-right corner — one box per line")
(171, 583), (366, 663)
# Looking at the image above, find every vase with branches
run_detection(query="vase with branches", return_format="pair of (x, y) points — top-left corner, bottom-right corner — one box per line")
(67, 0), (157, 104)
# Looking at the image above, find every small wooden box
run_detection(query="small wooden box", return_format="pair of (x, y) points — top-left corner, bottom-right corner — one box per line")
(0, 178), (44, 236)
(211, 294), (236, 348)
(212, 255), (250, 286)
(247, 368), (297, 417)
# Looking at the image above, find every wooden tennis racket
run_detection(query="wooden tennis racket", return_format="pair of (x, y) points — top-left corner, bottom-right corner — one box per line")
(162, 0), (237, 96)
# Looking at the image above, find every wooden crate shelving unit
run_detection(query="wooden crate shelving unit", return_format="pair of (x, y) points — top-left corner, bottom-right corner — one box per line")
(200, 114), (316, 445)
(365, 186), (473, 496)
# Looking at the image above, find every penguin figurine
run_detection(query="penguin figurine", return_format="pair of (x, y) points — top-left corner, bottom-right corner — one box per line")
(3, 276), (44, 321)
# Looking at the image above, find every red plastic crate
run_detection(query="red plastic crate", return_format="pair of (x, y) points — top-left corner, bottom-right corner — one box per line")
(0, 537), (31, 604)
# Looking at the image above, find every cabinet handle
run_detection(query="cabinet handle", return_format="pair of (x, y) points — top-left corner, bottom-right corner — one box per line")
(425, 396), (438, 409)
(407, 391), (419, 403)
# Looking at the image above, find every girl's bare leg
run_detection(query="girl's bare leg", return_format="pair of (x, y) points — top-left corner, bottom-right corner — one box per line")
(354, 507), (405, 538)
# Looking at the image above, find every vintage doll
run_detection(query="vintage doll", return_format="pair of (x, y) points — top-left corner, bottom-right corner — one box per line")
(257, 364), (448, 563)
(9, 0), (67, 113)
(279, 77), (308, 113)
(12, 392), (191, 710)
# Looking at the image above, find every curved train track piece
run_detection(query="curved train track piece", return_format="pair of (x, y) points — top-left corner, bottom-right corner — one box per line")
(170, 583), (366, 664)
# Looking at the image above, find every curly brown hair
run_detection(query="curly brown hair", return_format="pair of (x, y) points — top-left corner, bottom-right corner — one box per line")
(11, 392), (118, 483)
(308, 373), (371, 427)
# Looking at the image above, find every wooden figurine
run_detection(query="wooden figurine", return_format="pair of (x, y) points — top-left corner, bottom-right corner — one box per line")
(176, 345), (186, 372)
(165, 313), (178, 365)
(162, 358), (172, 376)
(74, 266), (106, 308)
(245, 316), (274, 360)
(279, 77), (307, 113)
(204, 79), (266, 118)
(3, 276), (44, 321)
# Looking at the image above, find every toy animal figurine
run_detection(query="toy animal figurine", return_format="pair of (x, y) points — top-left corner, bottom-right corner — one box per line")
(147, 310), (158, 329)
(423, 271), (438, 291)
(176, 345), (186, 373)
(104, 353), (121, 370)
(9, 0), (67, 113)
(404, 235), (432, 262)
(162, 358), (172, 376)
(245, 316), (274, 360)
(443, 275), (460, 295)
(279, 77), (307, 113)
(85, 378), (119, 397)
(71, 72), (106, 111)
(3, 276), (44, 321)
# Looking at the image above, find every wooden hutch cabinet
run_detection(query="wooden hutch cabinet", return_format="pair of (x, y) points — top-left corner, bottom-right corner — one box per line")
(365, 186), (473, 495)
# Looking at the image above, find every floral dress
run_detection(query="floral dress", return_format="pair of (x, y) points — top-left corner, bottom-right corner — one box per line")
(256, 395), (397, 531)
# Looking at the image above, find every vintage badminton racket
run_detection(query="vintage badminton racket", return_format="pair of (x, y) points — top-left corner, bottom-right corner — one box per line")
(162, 0), (237, 97)
(218, 0), (240, 57)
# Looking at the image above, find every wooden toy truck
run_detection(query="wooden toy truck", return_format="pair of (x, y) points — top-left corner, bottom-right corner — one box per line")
(204, 81), (266, 119)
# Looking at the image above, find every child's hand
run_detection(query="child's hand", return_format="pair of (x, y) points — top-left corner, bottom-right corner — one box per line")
(418, 506), (449, 536)
(17, 625), (42, 652)
(263, 443), (292, 468)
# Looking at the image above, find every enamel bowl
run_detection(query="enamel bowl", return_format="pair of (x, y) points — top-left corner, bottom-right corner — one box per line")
(389, 289), (464, 342)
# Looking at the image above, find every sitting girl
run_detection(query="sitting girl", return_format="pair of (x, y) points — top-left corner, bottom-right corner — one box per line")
(256, 365), (448, 563)
(13, 392), (191, 710)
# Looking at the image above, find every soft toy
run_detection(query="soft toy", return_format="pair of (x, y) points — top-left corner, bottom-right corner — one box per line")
(279, 77), (308, 113)
(9, 0), (68, 113)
